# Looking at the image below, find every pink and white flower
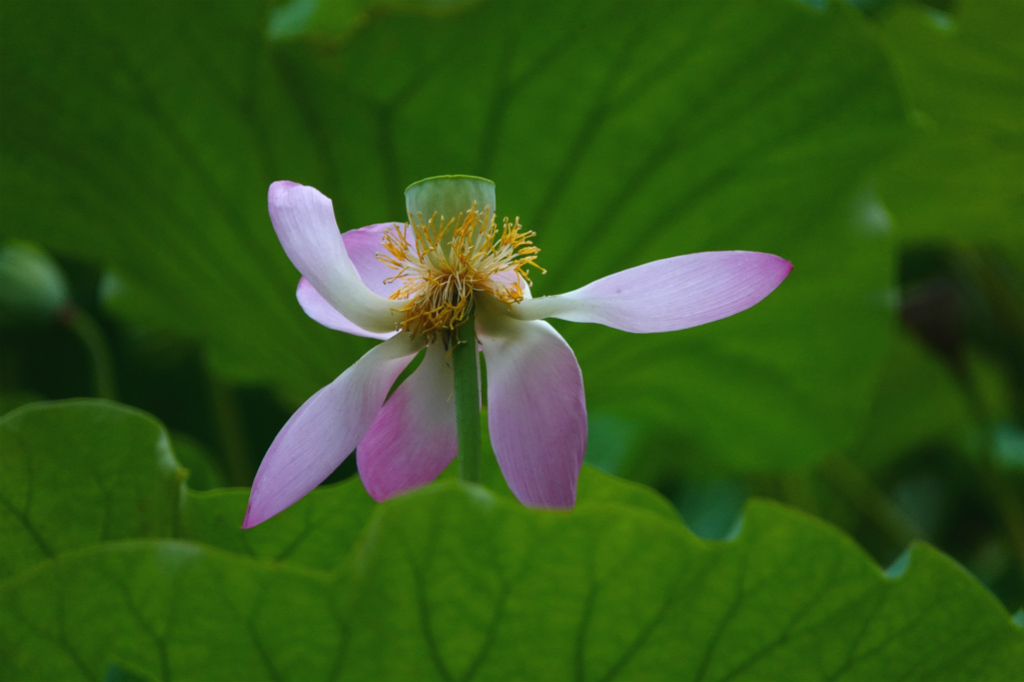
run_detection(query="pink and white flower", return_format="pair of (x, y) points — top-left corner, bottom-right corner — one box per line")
(243, 177), (791, 528)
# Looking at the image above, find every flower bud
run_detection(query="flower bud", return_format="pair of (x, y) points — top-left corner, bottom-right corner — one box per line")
(0, 242), (71, 325)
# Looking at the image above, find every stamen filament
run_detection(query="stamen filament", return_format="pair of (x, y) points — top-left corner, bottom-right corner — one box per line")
(377, 203), (544, 340)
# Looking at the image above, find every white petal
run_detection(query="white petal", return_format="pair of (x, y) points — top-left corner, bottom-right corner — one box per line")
(511, 251), (791, 333)
(269, 181), (400, 333)
(477, 300), (586, 508)
(297, 277), (396, 340)
(243, 333), (424, 527)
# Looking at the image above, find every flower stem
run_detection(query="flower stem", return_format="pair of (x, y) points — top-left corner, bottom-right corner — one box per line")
(958, 370), (1024, 577)
(63, 304), (118, 401)
(818, 455), (920, 548)
(205, 362), (252, 487)
(453, 307), (481, 484)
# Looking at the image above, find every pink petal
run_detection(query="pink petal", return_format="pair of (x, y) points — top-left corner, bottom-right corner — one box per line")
(297, 277), (396, 340)
(357, 343), (457, 501)
(488, 269), (533, 299)
(242, 333), (424, 528)
(269, 181), (398, 333)
(511, 251), (792, 333)
(477, 315), (586, 508)
(341, 222), (410, 298)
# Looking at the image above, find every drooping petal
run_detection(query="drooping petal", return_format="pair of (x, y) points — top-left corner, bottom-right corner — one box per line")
(341, 222), (410, 298)
(242, 333), (424, 528)
(269, 181), (398, 333)
(477, 307), (586, 508)
(511, 251), (792, 333)
(297, 277), (396, 340)
(357, 343), (457, 501)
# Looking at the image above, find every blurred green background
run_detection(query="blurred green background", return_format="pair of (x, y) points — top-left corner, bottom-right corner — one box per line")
(1, 0), (1022, 679)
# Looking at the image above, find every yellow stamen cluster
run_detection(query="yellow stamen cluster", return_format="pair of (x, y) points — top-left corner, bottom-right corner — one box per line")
(378, 204), (543, 340)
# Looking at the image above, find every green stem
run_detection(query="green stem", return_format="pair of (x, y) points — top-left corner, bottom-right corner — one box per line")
(958, 371), (1024, 577)
(778, 470), (820, 516)
(205, 364), (251, 487)
(64, 305), (118, 401)
(453, 307), (481, 484)
(818, 455), (920, 548)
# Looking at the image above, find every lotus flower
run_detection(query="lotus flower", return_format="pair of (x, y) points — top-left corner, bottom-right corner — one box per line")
(243, 176), (791, 528)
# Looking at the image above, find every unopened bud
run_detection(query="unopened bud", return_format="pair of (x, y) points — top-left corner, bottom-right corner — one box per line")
(0, 242), (70, 325)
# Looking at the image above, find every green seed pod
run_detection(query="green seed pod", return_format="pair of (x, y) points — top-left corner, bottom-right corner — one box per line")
(405, 175), (495, 223)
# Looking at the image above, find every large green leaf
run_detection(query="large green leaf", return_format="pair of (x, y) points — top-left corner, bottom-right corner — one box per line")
(340, 486), (1023, 681)
(877, 0), (1024, 252)
(0, 541), (342, 682)
(0, 400), (676, 579)
(2, 402), (1022, 681)
(0, 0), (905, 470)
(181, 484), (376, 573)
(0, 400), (183, 582)
(3, 494), (1022, 681)
(183, 463), (680, 574)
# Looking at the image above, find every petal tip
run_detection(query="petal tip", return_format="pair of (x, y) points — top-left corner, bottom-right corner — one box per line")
(518, 484), (578, 510)
(362, 481), (393, 503)
(769, 254), (794, 286)
(544, 492), (578, 510)
(269, 179), (301, 194)
(240, 502), (262, 529)
(267, 180), (310, 210)
(743, 251), (793, 291)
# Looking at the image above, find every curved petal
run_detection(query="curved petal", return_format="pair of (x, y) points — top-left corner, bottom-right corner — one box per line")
(357, 343), (457, 501)
(297, 278), (396, 340)
(243, 333), (424, 528)
(341, 222), (410, 298)
(269, 181), (399, 333)
(477, 309), (586, 508)
(511, 251), (792, 333)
